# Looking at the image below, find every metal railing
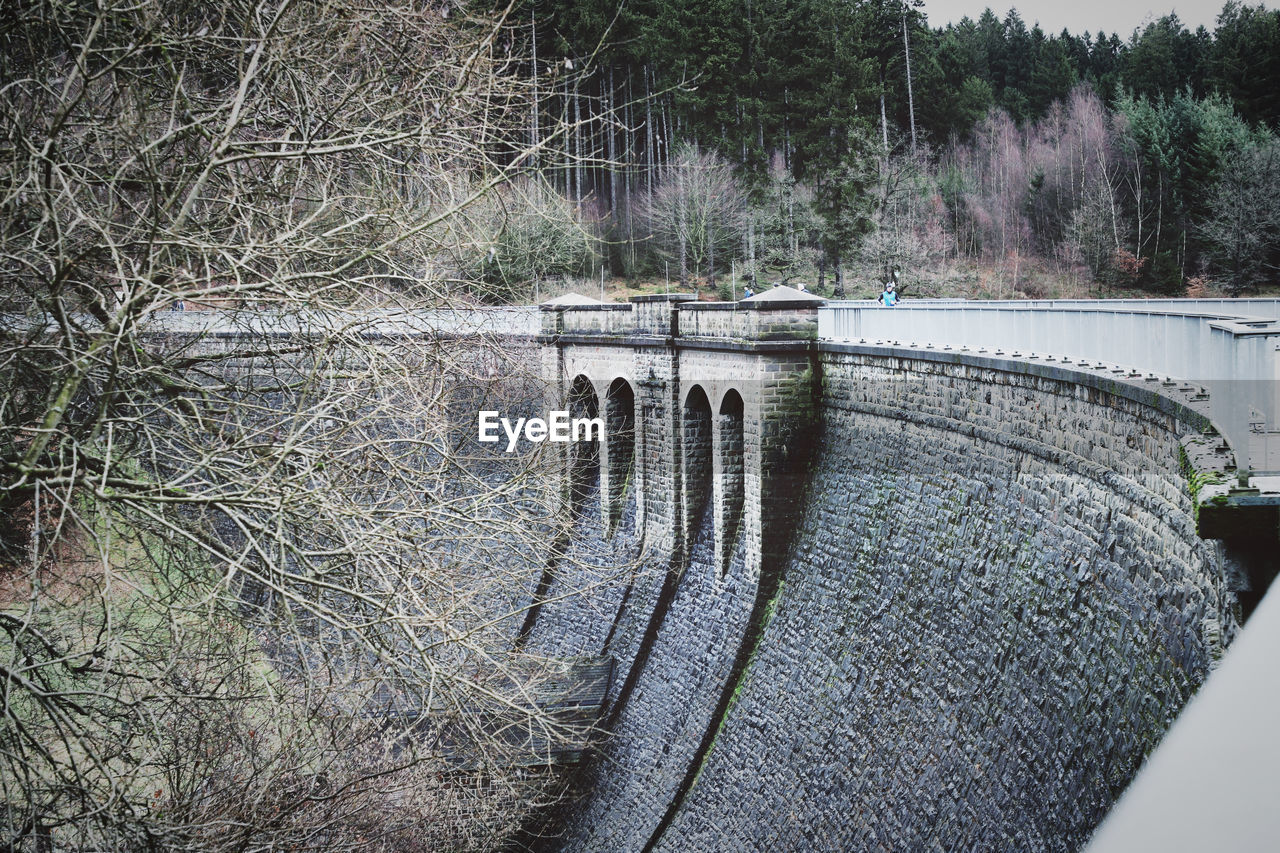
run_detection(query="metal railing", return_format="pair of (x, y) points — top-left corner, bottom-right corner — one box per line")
(819, 301), (1280, 474)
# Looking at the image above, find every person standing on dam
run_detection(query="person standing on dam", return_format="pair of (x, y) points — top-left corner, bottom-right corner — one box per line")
(878, 281), (898, 307)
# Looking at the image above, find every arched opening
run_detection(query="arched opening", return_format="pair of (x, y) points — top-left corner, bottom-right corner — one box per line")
(604, 378), (636, 531)
(567, 375), (600, 516)
(682, 385), (713, 544)
(717, 388), (745, 575)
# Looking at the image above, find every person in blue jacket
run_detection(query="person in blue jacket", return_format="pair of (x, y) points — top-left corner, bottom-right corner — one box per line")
(877, 281), (897, 307)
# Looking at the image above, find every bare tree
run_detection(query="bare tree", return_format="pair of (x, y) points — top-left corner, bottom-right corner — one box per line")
(1064, 175), (1123, 286)
(638, 143), (746, 289)
(858, 145), (946, 288)
(1200, 139), (1280, 295)
(0, 1), (626, 849)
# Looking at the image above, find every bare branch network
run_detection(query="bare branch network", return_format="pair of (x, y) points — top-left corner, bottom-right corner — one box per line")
(0, 2), (641, 849)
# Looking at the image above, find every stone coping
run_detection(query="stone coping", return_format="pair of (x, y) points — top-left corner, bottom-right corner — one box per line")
(676, 302), (741, 312)
(541, 333), (815, 353)
(679, 301), (825, 312)
(629, 293), (698, 303)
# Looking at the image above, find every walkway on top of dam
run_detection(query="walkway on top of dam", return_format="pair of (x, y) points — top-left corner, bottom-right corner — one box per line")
(539, 292), (1280, 477)
(820, 297), (1280, 477)
(105, 293), (1280, 474)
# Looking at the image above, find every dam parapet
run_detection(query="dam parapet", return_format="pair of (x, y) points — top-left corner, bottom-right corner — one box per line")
(821, 300), (1280, 476)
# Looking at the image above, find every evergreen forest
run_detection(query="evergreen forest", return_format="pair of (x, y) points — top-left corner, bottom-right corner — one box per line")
(477, 0), (1280, 299)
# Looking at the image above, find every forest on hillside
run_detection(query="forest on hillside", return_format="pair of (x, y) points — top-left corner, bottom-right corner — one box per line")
(471, 0), (1280, 299)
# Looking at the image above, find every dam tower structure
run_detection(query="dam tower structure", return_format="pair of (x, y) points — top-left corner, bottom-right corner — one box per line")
(539, 287), (824, 582)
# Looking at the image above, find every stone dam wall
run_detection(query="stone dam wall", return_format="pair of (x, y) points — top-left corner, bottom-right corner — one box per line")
(521, 347), (1238, 852)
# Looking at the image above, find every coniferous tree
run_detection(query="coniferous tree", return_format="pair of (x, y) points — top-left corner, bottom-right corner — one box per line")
(1209, 2), (1280, 128)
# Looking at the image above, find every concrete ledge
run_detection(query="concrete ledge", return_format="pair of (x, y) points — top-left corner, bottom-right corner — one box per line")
(676, 337), (817, 353)
(1206, 318), (1280, 335)
(681, 300), (824, 312)
(677, 302), (741, 312)
(541, 333), (675, 349)
(730, 301), (824, 311)
(1198, 497), (1280, 539)
(1177, 435), (1280, 538)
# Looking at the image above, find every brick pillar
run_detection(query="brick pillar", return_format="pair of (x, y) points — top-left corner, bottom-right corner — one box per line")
(674, 290), (823, 581)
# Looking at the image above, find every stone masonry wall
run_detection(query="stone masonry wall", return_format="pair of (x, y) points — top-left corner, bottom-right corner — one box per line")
(645, 349), (1236, 851)
(539, 504), (756, 852)
(678, 306), (821, 340)
(539, 345), (1237, 852)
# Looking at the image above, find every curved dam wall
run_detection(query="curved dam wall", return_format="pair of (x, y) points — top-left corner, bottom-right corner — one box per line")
(527, 346), (1237, 852)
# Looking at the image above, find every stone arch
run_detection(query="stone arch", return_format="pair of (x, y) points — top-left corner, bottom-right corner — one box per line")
(682, 384), (714, 545)
(716, 387), (746, 575)
(567, 374), (601, 516)
(604, 377), (637, 531)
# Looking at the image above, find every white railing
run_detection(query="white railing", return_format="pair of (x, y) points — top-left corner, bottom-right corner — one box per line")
(819, 301), (1280, 474)
(892, 297), (1280, 320)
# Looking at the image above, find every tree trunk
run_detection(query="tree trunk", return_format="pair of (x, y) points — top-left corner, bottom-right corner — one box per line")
(879, 74), (889, 154)
(664, 96), (674, 167)
(678, 165), (688, 287)
(679, 233), (688, 288)
(645, 66), (655, 190)
(1133, 157), (1143, 257)
(563, 78), (572, 196)
(708, 235), (716, 290)
(530, 5), (539, 170)
(787, 180), (796, 264)
(782, 87), (791, 171)
(607, 66), (620, 274)
(1155, 170), (1163, 260)
(833, 251), (845, 297)
(573, 82), (584, 204)
(902, 16), (917, 156)
(625, 68), (636, 274)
